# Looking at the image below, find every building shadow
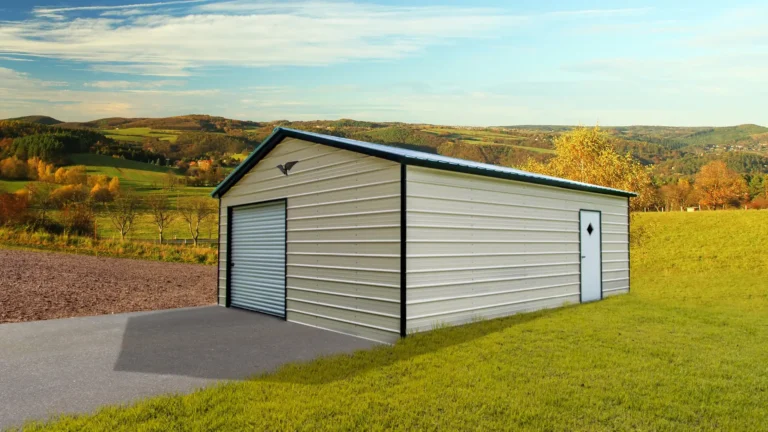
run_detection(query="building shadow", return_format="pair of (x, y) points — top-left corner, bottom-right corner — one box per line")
(256, 305), (571, 385)
(113, 306), (377, 380)
(114, 304), (569, 383)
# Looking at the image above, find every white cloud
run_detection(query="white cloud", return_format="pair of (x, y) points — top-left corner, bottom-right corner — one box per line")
(2, 2), (516, 76)
(0, 56), (33, 62)
(85, 79), (186, 89)
(545, 8), (652, 18)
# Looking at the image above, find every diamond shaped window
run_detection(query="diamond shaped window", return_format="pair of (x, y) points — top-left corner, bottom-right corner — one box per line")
(587, 223), (594, 235)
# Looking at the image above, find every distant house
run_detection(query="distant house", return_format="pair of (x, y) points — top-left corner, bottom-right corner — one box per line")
(687, 207), (700, 212)
(198, 159), (213, 171)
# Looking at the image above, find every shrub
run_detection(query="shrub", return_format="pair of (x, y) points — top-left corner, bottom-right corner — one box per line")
(0, 227), (217, 265)
(49, 184), (89, 209)
(0, 156), (28, 179)
(60, 203), (96, 236)
(0, 192), (29, 225)
(89, 184), (113, 203)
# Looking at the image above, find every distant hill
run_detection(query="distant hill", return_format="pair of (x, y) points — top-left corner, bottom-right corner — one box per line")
(5, 115), (63, 125)
(5, 114), (768, 180)
(61, 114), (262, 132)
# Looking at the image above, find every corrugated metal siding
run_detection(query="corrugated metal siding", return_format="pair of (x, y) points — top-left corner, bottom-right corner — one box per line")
(229, 201), (286, 317)
(219, 138), (401, 343)
(405, 166), (630, 333)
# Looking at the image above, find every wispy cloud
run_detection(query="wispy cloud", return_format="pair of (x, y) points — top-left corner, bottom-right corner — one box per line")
(85, 79), (186, 89)
(2, 2), (517, 76)
(545, 8), (652, 18)
(0, 56), (33, 62)
(32, 0), (206, 16)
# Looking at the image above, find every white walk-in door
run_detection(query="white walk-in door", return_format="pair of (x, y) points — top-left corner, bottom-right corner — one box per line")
(580, 210), (602, 303)
(230, 200), (286, 317)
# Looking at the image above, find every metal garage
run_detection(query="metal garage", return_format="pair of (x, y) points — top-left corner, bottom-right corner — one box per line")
(211, 127), (635, 343)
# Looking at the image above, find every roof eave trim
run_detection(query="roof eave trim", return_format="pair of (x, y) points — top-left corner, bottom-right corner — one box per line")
(404, 158), (637, 198)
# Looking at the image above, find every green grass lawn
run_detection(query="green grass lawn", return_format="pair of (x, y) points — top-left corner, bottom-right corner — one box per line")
(19, 211), (768, 431)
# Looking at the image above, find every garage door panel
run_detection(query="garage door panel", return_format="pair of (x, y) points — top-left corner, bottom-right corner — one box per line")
(230, 201), (286, 317)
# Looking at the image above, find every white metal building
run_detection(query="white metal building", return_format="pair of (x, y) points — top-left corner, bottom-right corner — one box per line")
(211, 127), (635, 343)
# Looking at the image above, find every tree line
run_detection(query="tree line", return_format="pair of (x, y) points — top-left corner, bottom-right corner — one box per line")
(0, 164), (217, 245)
(519, 126), (767, 212)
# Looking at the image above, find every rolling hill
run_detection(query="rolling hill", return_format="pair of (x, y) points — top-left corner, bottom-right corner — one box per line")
(58, 114), (262, 132)
(4, 114), (768, 179)
(5, 115), (63, 125)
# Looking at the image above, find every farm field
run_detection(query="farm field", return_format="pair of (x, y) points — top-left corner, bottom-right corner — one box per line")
(20, 210), (768, 431)
(101, 127), (180, 143)
(66, 154), (214, 200)
(67, 153), (176, 189)
(423, 126), (556, 154)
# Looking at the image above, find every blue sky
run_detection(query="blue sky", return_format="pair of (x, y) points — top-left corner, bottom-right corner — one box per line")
(0, 0), (765, 126)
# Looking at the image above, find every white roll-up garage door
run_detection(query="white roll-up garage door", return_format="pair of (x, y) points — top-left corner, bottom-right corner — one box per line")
(229, 200), (286, 317)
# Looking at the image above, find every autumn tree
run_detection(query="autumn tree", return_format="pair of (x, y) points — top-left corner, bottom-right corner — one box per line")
(64, 166), (87, 185)
(146, 194), (175, 244)
(523, 126), (655, 210)
(0, 192), (29, 226)
(660, 179), (695, 211)
(108, 177), (121, 195)
(695, 161), (748, 210)
(54, 167), (67, 184)
(0, 157), (28, 179)
(177, 196), (216, 246)
(23, 182), (57, 224)
(89, 184), (113, 203)
(104, 192), (139, 241)
(49, 184), (89, 209)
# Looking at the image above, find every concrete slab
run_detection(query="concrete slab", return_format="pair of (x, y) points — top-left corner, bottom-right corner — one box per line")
(0, 306), (378, 429)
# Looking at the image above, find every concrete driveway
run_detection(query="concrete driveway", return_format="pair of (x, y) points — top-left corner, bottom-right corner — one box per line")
(0, 306), (378, 429)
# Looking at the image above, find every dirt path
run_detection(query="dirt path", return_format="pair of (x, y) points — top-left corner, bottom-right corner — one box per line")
(0, 249), (217, 323)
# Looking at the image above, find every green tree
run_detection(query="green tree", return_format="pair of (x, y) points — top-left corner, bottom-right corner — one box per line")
(748, 174), (767, 199)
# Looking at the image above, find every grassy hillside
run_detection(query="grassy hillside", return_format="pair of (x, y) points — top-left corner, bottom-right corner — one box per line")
(101, 127), (180, 143)
(22, 211), (768, 431)
(67, 154), (175, 189)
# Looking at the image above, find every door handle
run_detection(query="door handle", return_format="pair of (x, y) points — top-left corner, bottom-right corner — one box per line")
(581, 255), (586, 259)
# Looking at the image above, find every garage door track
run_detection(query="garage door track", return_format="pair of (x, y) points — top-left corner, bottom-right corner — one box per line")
(0, 306), (378, 429)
